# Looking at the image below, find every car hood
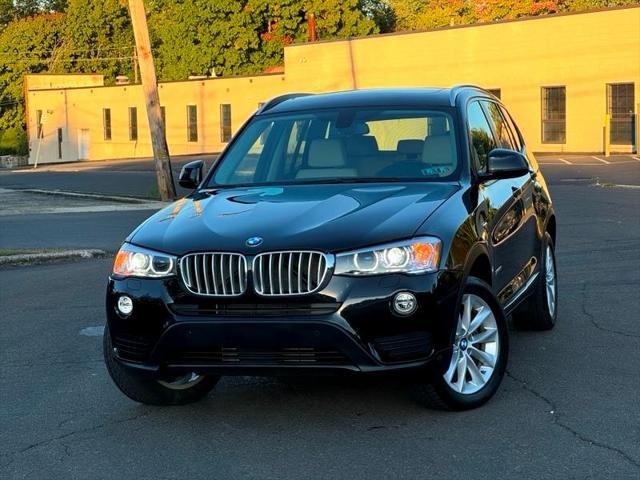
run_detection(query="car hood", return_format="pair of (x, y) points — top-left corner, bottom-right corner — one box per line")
(129, 183), (459, 256)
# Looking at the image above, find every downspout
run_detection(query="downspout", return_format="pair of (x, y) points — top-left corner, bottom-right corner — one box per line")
(348, 38), (358, 90)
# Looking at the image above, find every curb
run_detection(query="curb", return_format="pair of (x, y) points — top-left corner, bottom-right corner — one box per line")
(0, 249), (109, 266)
(17, 188), (164, 204)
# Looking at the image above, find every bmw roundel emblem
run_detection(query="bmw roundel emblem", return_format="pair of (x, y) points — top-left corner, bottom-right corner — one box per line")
(246, 236), (263, 247)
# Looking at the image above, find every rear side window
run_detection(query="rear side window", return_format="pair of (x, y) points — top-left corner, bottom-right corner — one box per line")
(467, 101), (496, 173)
(500, 105), (523, 151)
(481, 101), (514, 150)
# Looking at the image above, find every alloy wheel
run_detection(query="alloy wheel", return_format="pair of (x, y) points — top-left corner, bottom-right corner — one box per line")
(545, 245), (557, 318)
(444, 294), (500, 395)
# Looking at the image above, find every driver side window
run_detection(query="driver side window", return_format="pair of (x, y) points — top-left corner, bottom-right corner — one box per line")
(467, 101), (496, 173)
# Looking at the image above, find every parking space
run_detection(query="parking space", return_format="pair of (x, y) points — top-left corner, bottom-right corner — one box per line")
(1, 160), (639, 479)
(537, 153), (640, 166)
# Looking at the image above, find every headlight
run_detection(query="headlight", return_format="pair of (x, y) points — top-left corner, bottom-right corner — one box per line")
(112, 243), (176, 278)
(334, 237), (441, 275)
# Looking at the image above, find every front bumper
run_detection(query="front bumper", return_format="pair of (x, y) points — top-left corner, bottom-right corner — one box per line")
(106, 270), (462, 377)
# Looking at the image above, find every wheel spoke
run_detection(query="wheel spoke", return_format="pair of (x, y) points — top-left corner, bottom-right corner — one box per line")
(455, 354), (467, 392)
(468, 345), (496, 368)
(469, 328), (497, 345)
(467, 306), (491, 336)
(465, 353), (485, 386)
(461, 295), (472, 334)
(444, 350), (458, 383)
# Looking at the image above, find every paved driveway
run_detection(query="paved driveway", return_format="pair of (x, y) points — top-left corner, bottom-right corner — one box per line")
(0, 159), (639, 479)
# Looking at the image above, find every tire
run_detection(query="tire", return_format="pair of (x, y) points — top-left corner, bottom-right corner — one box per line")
(513, 232), (557, 331)
(103, 325), (220, 406)
(411, 277), (509, 411)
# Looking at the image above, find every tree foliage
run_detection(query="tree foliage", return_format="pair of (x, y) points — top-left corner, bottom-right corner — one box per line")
(385, 0), (637, 31)
(148, 0), (377, 80)
(0, 13), (65, 148)
(0, 0), (636, 154)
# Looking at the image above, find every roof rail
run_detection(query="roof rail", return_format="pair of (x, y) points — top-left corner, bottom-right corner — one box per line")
(257, 93), (314, 114)
(448, 84), (494, 106)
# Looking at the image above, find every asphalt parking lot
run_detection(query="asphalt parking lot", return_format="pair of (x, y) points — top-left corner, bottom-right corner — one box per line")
(1, 155), (639, 479)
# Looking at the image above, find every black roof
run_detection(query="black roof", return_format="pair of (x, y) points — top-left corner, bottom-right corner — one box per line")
(258, 86), (492, 115)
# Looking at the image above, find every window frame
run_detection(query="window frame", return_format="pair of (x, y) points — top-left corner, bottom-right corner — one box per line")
(57, 128), (63, 159)
(128, 106), (138, 142)
(220, 104), (232, 143)
(541, 86), (566, 144)
(103, 108), (112, 141)
(187, 105), (198, 143)
(606, 82), (635, 146)
(487, 88), (501, 100)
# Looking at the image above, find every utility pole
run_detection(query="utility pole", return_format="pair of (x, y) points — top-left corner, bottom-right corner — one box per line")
(128, 0), (175, 201)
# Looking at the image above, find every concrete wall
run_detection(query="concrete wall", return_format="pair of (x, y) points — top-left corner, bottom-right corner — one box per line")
(25, 6), (640, 164)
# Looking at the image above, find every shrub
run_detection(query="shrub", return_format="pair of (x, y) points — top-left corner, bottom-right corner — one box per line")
(0, 127), (28, 156)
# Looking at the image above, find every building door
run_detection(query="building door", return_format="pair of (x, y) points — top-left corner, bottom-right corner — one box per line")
(78, 129), (90, 160)
(607, 83), (635, 145)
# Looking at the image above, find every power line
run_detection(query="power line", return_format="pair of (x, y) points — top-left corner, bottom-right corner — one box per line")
(0, 45), (136, 57)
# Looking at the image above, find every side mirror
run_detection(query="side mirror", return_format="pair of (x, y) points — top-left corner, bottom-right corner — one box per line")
(485, 149), (530, 179)
(178, 160), (204, 190)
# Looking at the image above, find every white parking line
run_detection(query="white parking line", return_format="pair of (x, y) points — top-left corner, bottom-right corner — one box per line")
(558, 158), (572, 165)
(591, 156), (610, 164)
(632, 156), (640, 162)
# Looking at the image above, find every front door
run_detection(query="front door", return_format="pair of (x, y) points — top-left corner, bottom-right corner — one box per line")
(78, 129), (90, 160)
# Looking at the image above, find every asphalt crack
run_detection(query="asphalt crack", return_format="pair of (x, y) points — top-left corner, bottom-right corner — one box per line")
(0, 411), (150, 467)
(581, 283), (639, 339)
(506, 371), (640, 469)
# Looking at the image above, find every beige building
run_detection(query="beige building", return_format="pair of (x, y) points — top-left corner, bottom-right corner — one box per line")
(25, 6), (640, 164)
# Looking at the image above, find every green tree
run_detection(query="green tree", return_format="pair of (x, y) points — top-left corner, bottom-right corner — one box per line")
(0, 0), (16, 28)
(0, 13), (65, 153)
(147, 0), (377, 80)
(56, 0), (134, 80)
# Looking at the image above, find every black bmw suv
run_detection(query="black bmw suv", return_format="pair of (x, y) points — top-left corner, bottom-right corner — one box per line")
(104, 86), (557, 410)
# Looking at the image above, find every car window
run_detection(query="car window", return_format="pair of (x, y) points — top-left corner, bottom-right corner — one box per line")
(366, 117), (428, 151)
(481, 101), (515, 150)
(209, 108), (460, 186)
(467, 101), (496, 173)
(499, 105), (523, 151)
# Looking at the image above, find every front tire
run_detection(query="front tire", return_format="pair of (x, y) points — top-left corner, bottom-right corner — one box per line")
(103, 325), (220, 405)
(411, 277), (508, 410)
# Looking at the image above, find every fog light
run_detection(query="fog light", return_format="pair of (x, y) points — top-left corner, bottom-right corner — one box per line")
(392, 292), (417, 316)
(117, 295), (133, 316)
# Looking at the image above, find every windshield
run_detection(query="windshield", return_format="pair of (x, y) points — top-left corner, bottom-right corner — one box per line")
(209, 107), (460, 187)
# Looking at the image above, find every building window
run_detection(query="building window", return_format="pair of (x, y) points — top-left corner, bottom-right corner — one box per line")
(607, 83), (635, 145)
(487, 89), (501, 100)
(103, 108), (112, 141)
(541, 86), (566, 144)
(187, 105), (198, 142)
(129, 107), (138, 141)
(220, 104), (232, 143)
(57, 128), (63, 159)
(36, 110), (43, 138)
